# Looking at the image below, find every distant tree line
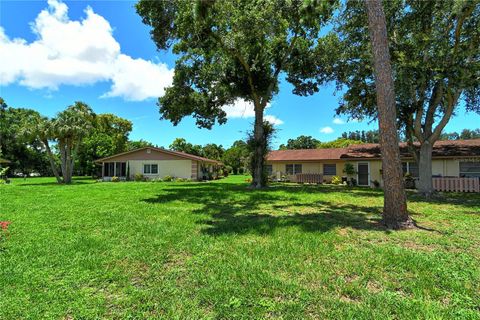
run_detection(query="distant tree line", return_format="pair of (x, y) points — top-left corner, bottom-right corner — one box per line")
(0, 98), (154, 180)
(439, 129), (480, 140)
(277, 128), (479, 152)
(341, 130), (380, 143)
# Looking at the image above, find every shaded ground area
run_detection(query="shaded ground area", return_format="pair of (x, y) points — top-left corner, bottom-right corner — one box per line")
(1, 176), (479, 319)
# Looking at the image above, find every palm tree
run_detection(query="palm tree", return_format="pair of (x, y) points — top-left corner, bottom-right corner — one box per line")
(52, 102), (95, 184)
(22, 112), (63, 183)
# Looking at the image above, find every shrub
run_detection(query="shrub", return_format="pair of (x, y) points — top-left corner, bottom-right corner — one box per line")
(176, 177), (190, 182)
(134, 173), (144, 182)
(331, 176), (342, 185)
(343, 163), (356, 176)
(348, 178), (357, 187)
(111, 176), (120, 182)
(163, 175), (174, 182)
(371, 180), (380, 188)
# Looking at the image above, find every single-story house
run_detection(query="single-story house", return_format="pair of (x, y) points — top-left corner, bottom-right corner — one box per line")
(94, 147), (222, 181)
(266, 139), (480, 186)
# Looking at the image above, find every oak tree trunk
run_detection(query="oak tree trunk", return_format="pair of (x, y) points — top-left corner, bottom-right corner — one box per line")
(417, 142), (433, 196)
(251, 104), (265, 189)
(365, 0), (413, 229)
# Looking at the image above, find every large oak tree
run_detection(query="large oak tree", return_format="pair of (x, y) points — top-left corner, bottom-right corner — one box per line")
(136, 0), (336, 188)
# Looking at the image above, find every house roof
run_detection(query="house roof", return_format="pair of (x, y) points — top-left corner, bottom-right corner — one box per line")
(266, 148), (347, 161)
(267, 139), (480, 162)
(94, 147), (222, 165)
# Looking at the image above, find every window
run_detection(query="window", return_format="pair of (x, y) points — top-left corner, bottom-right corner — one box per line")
(402, 162), (419, 177)
(104, 162), (114, 177)
(460, 161), (480, 177)
(286, 164), (302, 175)
(143, 164), (158, 174)
(323, 164), (336, 176)
(265, 165), (273, 176)
(115, 162), (126, 177)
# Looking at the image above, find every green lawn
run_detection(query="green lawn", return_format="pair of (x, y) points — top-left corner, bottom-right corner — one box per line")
(0, 176), (479, 319)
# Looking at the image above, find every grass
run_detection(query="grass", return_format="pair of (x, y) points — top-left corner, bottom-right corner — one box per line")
(0, 175), (479, 319)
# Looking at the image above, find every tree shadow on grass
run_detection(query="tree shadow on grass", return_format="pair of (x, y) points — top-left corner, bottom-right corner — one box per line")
(15, 181), (91, 187)
(142, 183), (391, 236)
(407, 191), (480, 211)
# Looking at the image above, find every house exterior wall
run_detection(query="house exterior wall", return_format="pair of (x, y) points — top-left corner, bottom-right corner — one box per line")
(128, 159), (192, 179)
(269, 161), (346, 183)
(445, 159), (460, 176)
(267, 158), (475, 186)
(367, 160), (382, 184)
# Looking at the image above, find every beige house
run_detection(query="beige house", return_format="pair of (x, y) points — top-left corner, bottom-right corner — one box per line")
(266, 139), (480, 186)
(95, 147), (221, 181)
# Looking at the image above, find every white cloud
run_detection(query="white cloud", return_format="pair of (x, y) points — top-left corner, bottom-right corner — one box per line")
(333, 118), (345, 125)
(221, 98), (282, 125)
(0, 0), (173, 101)
(264, 115), (284, 126)
(320, 126), (334, 134)
(221, 99), (256, 118)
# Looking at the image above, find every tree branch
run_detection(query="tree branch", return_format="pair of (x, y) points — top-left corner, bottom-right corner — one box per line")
(424, 81), (444, 137)
(429, 89), (459, 143)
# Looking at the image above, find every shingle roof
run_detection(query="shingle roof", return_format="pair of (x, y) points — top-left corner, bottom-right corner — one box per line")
(267, 139), (480, 162)
(266, 148), (347, 161)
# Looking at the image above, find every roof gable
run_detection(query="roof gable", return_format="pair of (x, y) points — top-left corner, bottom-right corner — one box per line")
(95, 147), (221, 164)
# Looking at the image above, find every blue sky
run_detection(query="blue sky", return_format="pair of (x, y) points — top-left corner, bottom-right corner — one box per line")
(1, 0), (478, 149)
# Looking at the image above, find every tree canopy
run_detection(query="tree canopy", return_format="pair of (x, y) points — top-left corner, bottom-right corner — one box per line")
(279, 135), (320, 150)
(136, 0), (337, 188)
(76, 114), (133, 176)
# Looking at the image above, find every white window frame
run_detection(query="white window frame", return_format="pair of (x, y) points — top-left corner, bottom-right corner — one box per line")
(402, 161), (419, 177)
(323, 164), (337, 176)
(286, 164), (302, 175)
(143, 163), (159, 175)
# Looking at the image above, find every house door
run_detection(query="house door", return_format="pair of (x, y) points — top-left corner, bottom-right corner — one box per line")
(357, 163), (370, 186)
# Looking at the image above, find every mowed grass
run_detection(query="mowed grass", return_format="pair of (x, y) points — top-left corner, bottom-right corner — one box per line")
(0, 176), (479, 319)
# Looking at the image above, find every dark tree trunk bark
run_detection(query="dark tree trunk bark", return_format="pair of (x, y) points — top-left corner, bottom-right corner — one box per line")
(417, 142), (433, 196)
(251, 104), (265, 189)
(365, 0), (413, 229)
